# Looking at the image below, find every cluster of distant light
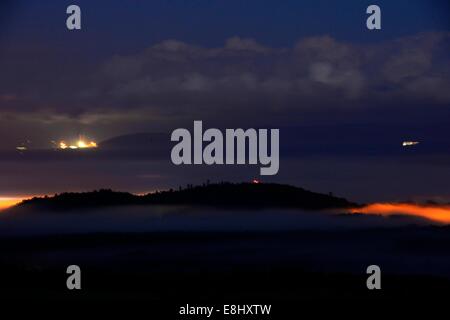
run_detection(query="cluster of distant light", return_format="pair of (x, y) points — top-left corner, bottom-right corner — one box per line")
(14, 137), (98, 152)
(59, 139), (97, 150)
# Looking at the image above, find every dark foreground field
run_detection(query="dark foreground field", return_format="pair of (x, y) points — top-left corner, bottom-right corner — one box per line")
(1, 227), (450, 305)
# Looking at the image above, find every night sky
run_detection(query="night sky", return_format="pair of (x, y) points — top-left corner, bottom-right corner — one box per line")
(0, 0), (449, 202)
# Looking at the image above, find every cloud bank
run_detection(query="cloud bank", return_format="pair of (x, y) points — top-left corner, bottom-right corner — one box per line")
(0, 32), (449, 145)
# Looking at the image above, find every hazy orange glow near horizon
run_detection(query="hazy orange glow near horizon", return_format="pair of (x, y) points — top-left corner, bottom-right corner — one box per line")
(352, 203), (450, 224)
(0, 197), (26, 211)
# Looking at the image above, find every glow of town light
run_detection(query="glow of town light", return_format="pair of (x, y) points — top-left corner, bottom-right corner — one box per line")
(351, 203), (450, 224)
(58, 139), (98, 150)
(0, 197), (24, 211)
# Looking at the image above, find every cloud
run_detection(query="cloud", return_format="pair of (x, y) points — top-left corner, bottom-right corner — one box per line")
(0, 32), (449, 142)
(96, 32), (449, 110)
(224, 36), (271, 53)
(0, 93), (18, 102)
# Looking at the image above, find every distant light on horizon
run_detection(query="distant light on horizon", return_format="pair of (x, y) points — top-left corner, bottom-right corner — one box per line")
(58, 138), (98, 150)
(402, 141), (420, 147)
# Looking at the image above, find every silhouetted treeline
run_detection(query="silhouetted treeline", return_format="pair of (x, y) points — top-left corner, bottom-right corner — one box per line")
(16, 182), (357, 211)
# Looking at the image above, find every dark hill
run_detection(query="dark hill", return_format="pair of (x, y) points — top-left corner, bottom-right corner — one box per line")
(15, 182), (357, 211)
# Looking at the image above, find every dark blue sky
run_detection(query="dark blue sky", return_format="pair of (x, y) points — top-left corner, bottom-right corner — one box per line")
(2, 0), (449, 56)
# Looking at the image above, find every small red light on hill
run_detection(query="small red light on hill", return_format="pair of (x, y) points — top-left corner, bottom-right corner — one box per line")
(252, 179), (261, 184)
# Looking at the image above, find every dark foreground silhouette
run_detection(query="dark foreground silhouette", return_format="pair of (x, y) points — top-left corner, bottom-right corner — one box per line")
(4, 183), (449, 310)
(16, 182), (357, 211)
(1, 227), (450, 306)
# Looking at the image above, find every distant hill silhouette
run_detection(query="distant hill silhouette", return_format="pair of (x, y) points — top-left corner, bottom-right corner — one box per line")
(15, 182), (357, 211)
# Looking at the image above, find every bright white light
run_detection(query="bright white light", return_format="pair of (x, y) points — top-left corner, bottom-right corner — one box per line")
(402, 141), (420, 147)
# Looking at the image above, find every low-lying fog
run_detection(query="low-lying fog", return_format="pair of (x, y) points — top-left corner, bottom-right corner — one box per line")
(0, 206), (436, 236)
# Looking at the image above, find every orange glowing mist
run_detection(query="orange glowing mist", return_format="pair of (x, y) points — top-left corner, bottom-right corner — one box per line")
(351, 203), (450, 224)
(0, 197), (25, 211)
